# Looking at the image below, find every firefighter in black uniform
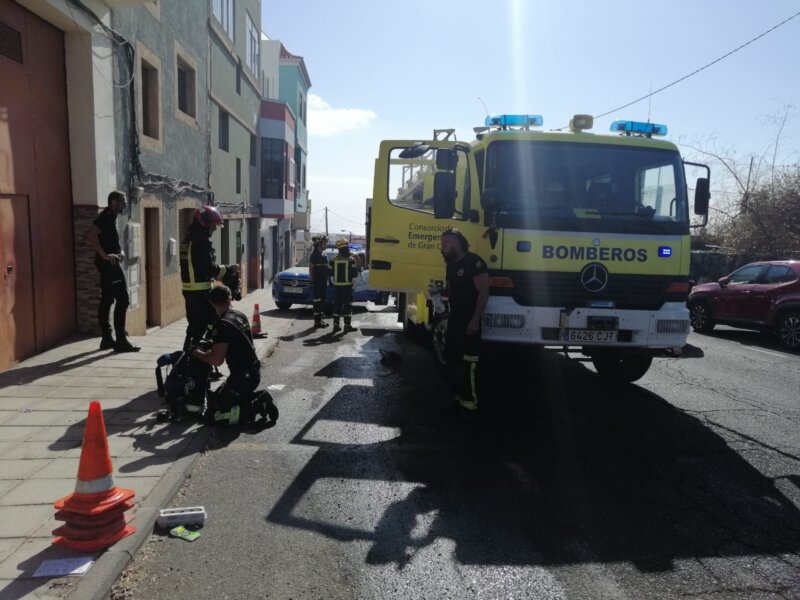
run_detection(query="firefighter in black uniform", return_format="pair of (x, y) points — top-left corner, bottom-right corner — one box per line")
(179, 205), (237, 352)
(440, 227), (489, 413)
(85, 190), (140, 352)
(192, 285), (261, 425)
(309, 235), (330, 328)
(330, 238), (360, 333)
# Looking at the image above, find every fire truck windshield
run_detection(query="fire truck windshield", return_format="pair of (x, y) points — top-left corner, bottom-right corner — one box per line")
(484, 140), (689, 234)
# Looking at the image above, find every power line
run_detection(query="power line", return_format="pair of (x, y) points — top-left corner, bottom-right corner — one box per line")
(326, 208), (364, 226)
(571, 10), (800, 127)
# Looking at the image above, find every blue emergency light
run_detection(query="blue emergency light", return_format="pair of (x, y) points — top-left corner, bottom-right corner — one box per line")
(610, 120), (668, 136)
(658, 246), (673, 258)
(485, 114), (544, 128)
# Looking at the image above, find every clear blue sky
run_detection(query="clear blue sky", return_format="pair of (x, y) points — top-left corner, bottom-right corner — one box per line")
(262, 0), (800, 236)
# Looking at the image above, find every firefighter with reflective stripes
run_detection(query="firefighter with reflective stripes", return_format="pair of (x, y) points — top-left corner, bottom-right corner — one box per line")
(180, 206), (237, 352)
(440, 227), (489, 414)
(330, 238), (360, 333)
(309, 235), (330, 328)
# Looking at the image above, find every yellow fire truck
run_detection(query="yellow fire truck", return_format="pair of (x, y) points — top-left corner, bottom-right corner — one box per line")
(368, 114), (710, 382)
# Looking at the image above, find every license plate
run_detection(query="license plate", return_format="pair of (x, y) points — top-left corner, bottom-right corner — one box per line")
(283, 286), (304, 294)
(562, 329), (617, 343)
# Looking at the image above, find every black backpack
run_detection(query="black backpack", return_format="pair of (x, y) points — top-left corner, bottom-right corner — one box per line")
(155, 350), (210, 420)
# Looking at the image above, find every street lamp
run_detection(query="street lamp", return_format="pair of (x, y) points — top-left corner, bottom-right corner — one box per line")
(340, 229), (352, 243)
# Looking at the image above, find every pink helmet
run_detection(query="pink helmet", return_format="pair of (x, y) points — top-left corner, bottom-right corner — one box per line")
(193, 205), (224, 228)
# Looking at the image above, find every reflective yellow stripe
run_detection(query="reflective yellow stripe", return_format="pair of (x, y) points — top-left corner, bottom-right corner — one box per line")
(468, 362), (478, 408)
(187, 241), (196, 283)
(182, 282), (213, 291)
(463, 355), (479, 362)
(218, 265), (228, 279)
(332, 259), (353, 285)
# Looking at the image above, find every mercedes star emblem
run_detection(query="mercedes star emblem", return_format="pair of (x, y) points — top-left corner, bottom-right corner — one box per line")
(580, 263), (609, 293)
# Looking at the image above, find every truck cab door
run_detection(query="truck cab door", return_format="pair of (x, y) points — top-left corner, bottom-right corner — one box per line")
(369, 140), (476, 292)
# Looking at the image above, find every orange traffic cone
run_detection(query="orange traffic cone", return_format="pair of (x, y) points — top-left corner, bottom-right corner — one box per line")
(52, 400), (135, 553)
(251, 303), (265, 338)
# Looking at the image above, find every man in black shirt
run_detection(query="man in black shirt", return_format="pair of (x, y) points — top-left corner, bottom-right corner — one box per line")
(440, 227), (489, 412)
(308, 235), (330, 328)
(85, 190), (140, 352)
(193, 285), (261, 425)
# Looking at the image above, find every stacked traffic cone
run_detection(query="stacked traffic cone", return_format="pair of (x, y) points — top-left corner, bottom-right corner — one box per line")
(52, 400), (135, 553)
(251, 303), (265, 338)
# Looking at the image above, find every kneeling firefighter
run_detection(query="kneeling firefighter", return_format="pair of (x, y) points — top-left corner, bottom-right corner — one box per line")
(192, 285), (263, 425)
(330, 239), (360, 333)
(180, 205), (238, 352)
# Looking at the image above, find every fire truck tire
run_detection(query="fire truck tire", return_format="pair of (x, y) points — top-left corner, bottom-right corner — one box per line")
(591, 352), (653, 383)
(403, 314), (423, 341)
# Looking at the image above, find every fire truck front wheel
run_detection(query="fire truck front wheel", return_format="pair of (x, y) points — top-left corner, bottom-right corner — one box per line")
(591, 352), (653, 384)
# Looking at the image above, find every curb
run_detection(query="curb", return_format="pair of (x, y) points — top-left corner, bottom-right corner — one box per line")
(67, 336), (282, 599)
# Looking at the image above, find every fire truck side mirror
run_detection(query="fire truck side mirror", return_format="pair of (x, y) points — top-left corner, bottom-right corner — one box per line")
(694, 178), (710, 215)
(435, 148), (458, 171)
(432, 172), (456, 219)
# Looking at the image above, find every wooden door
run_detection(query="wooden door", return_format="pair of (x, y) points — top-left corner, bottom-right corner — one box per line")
(0, 195), (35, 367)
(0, 0), (75, 369)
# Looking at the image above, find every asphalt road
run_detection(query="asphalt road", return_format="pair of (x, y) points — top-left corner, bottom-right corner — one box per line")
(113, 309), (800, 600)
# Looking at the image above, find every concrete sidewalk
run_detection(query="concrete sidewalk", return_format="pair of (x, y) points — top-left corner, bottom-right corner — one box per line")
(0, 289), (300, 599)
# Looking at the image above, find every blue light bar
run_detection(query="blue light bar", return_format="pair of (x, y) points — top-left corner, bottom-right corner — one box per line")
(658, 246), (673, 258)
(610, 120), (668, 136)
(485, 114), (544, 128)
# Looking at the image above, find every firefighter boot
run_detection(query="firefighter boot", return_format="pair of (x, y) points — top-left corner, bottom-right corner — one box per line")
(314, 316), (329, 329)
(114, 333), (141, 353)
(332, 318), (341, 333)
(99, 334), (115, 350)
(343, 318), (357, 333)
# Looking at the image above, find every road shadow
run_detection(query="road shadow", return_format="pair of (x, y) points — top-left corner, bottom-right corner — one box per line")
(0, 348), (111, 388)
(279, 325), (318, 342)
(301, 331), (350, 347)
(265, 305), (371, 321)
(263, 308), (311, 320)
(267, 333), (800, 575)
(678, 343), (705, 358)
(694, 326), (799, 355)
(48, 390), (208, 472)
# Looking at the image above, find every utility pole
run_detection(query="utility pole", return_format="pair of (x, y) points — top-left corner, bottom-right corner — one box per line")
(324, 206), (329, 237)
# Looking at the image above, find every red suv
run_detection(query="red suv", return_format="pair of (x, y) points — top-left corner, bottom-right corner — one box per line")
(687, 261), (800, 350)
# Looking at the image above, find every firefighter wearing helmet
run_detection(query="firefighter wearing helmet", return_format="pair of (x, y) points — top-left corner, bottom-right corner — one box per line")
(180, 205), (238, 352)
(308, 235), (330, 328)
(330, 238), (360, 333)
